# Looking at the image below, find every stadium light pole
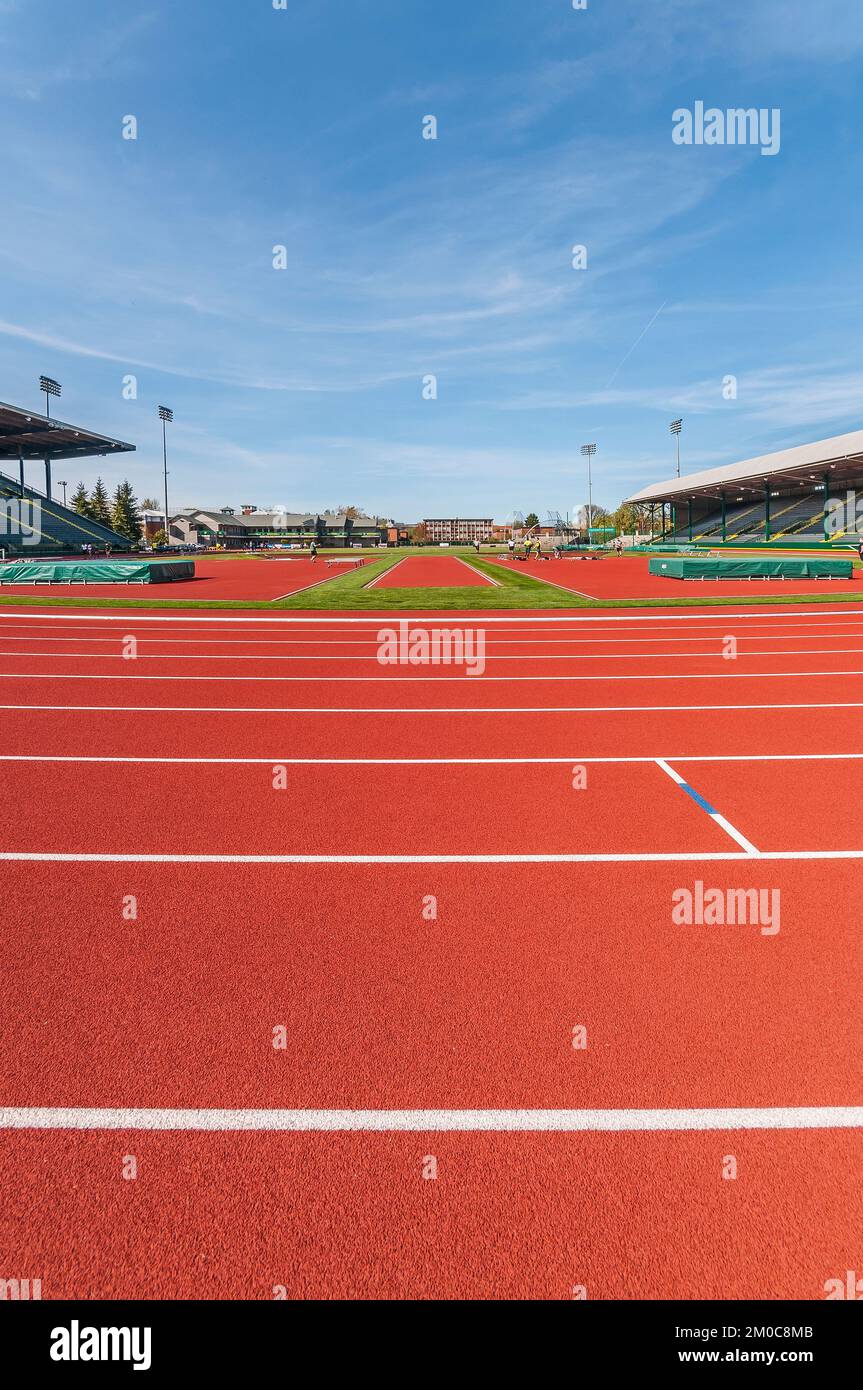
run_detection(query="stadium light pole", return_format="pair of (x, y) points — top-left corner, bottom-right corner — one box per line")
(39, 376), (62, 498)
(58, 480), (67, 508)
(670, 418), (683, 477)
(40, 375), (61, 419)
(158, 406), (173, 544)
(581, 444), (597, 541)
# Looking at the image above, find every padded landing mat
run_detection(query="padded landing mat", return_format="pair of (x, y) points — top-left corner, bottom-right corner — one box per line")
(0, 560), (195, 584)
(649, 556), (853, 580)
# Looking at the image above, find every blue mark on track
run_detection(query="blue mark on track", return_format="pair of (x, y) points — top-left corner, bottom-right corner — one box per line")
(679, 782), (718, 816)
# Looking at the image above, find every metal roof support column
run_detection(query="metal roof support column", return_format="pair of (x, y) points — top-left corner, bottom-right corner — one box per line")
(823, 472), (831, 542)
(765, 484), (771, 542)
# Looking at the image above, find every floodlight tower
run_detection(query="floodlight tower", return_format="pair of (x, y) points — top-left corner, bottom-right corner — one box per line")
(158, 406), (173, 542)
(40, 375), (61, 418)
(581, 443), (597, 539)
(670, 418), (683, 477)
(39, 376), (62, 497)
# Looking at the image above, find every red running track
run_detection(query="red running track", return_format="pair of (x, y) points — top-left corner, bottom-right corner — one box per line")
(501, 553), (863, 601)
(4, 1129), (858, 1299)
(371, 555), (495, 587)
(0, 556), (359, 602)
(1, 603), (860, 1300)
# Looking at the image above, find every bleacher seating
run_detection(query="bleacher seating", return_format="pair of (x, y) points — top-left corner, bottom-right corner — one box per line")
(0, 470), (132, 556)
(661, 489), (859, 545)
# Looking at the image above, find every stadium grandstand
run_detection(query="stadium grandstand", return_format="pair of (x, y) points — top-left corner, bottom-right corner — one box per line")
(626, 428), (863, 547)
(0, 399), (135, 556)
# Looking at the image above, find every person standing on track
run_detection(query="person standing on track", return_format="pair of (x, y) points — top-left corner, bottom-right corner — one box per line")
(310, 540), (318, 562)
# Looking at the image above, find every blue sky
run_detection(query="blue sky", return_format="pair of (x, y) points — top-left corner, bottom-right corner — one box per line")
(1, 0), (863, 522)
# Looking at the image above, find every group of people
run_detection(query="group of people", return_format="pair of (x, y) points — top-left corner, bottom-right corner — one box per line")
(506, 536), (549, 561)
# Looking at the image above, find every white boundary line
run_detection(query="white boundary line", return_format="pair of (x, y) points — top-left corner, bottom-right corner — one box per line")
(4, 752), (863, 766)
(3, 607), (863, 624)
(363, 557), (408, 589)
(456, 557), (499, 587)
(2, 646), (862, 662)
(1, 850), (862, 862)
(1, 668), (861, 682)
(3, 627), (863, 646)
(2, 1106), (860, 1132)
(4, 619), (863, 637)
(3, 701), (863, 715)
(271, 568), (360, 601)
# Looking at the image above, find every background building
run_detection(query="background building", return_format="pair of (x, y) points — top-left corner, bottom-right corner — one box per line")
(167, 507), (389, 549)
(423, 518), (493, 544)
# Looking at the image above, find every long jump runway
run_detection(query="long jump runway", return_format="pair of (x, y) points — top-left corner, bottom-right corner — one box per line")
(1, 605), (860, 1299)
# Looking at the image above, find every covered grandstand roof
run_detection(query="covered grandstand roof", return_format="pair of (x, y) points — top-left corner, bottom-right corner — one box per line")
(0, 399), (135, 461)
(626, 428), (863, 504)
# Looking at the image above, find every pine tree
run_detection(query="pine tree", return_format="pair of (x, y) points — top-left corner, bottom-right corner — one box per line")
(71, 482), (92, 517)
(90, 477), (112, 527)
(111, 481), (143, 543)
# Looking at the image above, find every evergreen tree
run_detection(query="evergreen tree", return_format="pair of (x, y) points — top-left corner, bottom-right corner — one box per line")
(111, 480), (143, 543)
(71, 482), (92, 517)
(90, 477), (112, 527)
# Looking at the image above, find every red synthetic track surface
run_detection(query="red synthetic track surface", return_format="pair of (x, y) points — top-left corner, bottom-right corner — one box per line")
(372, 555), (494, 587)
(499, 553), (863, 600)
(0, 556), (357, 601)
(1, 600), (860, 1301)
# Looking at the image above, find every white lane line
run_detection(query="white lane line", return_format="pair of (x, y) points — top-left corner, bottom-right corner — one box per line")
(2, 1106), (860, 1132)
(456, 557), (500, 587)
(4, 752), (863, 766)
(3, 607), (863, 624)
(0, 669), (861, 682)
(270, 569), (359, 601)
(4, 701), (863, 715)
(1, 850), (861, 863)
(4, 620), (863, 639)
(363, 557), (408, 589)
(655, 758), (760, 856)
(4, 627), (863, 647)
(3, 646), (863, 662)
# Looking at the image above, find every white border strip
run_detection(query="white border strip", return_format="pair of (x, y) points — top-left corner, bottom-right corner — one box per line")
(3, 608), (863, 624)
(1, 850), (862, 863)
(1, 668), (860, 682)
(4, 752), (863, 766)
(270, 568), (363, 601)
(3, 700), (863, 714)
(456, 557), (499, 587)
(363, 557), (409, 589)
(1, 1106), (860, 1131)
(3, 646), (863, 662)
